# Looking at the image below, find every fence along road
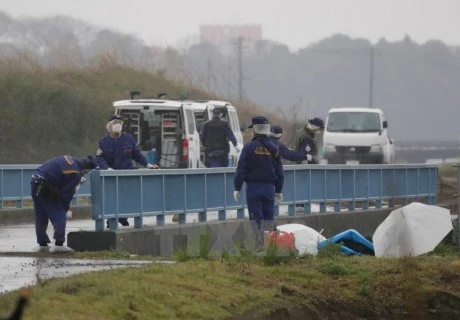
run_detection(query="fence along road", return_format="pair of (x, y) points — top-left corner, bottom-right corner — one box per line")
(0, 164), (438, 231)
(0, 164), (91, 209)
(89, 164), (437, 231)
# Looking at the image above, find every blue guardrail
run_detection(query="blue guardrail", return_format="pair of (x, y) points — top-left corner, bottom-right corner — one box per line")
(0, 165), (91, 209)
(89, 164), (437, 231)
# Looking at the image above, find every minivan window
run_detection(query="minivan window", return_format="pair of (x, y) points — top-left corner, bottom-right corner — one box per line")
(120, 110), (141, 142)
(193, 111), (206, 134)
(228, 111), (238, 132)
(327, 112), (381, 133)
(139, 110), (163, 150)
(185, 109), (195, 135)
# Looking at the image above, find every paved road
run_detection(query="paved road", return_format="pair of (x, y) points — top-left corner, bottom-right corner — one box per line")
(0, 204), (326, 295)
(0, 207), (299, 295)
(0, 218), (174, 295)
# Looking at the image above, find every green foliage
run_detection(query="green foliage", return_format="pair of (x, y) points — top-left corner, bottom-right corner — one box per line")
(175, 248), (193, 262)
(1, 254), (459, 319)
(0, 66), (210, 163)
(317, 260), (353, 276)
(174, 232), (213, 262)
(199, 233), (212, 259)
(316, 241), (343, 258)
(431, 243), (460, 256)
(262, 241), (297, 266)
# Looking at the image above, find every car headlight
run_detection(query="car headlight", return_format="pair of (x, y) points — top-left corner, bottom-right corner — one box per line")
(323, 144), (335, 152)
(369, 144), (383, 152)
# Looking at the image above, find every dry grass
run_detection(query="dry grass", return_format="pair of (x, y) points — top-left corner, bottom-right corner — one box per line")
(0, 247), (459, 319)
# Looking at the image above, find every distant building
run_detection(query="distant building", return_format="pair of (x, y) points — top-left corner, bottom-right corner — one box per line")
(199, 24), (262, 55)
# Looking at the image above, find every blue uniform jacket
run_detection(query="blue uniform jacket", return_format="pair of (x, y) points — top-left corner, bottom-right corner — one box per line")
(35, 156), (85, 210)
(234, 135), (284, 193)
(269, 136), (307, 162)
(296, 129), (318, 164)
(97, 133), (148, 169)
(200, 119), (237, 149)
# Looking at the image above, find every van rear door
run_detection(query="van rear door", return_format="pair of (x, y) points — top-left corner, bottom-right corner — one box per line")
(181, 103), (200, 168)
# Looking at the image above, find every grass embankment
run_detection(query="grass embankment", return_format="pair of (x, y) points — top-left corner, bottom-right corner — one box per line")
(0, 64), (275, 164)
(0, 245), (459, 320)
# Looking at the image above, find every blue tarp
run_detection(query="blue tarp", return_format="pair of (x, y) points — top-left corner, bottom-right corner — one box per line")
(317, 229), (375, 256)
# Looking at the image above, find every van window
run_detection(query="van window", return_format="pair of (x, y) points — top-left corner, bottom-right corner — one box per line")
(185, 109), (195, 135)
(139, 110), (162, 150)
(228, 111), (239, 132)
(327, 112), (381, 133)
(194, 111), (206, 134)
(119, 110), (141, 142)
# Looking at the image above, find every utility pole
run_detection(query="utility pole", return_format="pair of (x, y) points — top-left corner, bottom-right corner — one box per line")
(227, 56), (232, 99)
(207, 58), (211, 92)
(237, 37), (244, 102)
(369, 46), (374, 108)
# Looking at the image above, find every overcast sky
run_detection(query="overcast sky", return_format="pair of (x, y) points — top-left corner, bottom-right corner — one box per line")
(1, 0), (459, 50)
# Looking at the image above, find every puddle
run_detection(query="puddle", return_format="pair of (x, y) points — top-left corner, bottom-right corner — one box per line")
(0, 257), (173, 294)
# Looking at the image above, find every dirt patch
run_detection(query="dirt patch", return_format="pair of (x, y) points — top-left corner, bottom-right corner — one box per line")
(231, 296), (460, 320)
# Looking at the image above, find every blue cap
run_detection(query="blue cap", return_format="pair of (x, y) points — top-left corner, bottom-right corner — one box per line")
(212, 108), (222, 116)
(271, 125), (283, 135)
(248, 116), (269, 128)
(109, 115), (123, 122)
(308, 117), (324, 129)
(77, 155), (97, 170)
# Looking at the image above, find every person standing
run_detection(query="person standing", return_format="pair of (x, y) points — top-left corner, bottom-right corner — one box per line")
(97, 114), (158, 227)
(295, 117), (325, 164)
(200, 108), (240, 167)
(31, 155), (97, 252)
(234, 116), (284, 249)
(270, 125), (311, 162)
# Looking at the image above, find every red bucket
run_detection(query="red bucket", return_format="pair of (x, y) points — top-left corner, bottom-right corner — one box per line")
(264, 231), (295, 251)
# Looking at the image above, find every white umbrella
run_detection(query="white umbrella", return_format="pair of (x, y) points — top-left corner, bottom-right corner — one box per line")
(372, 202), (453, 258)
(277, 223), (326, 255)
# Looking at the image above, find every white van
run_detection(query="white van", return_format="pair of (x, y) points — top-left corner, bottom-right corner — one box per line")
(113, 97), (202, 168)
(191, 100), (244, 167)
(112, 95), (244, 168)
(322, 108), (395, 164)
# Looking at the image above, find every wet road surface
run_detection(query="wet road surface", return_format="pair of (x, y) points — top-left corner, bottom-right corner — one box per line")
(0, 204), (335, 295)
(0, 218), (175, 295)
(0, 257), (170, 294)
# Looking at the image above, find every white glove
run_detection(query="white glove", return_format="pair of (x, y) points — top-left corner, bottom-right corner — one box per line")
(306, 154), (313, 162)
(66, 210), (73, 219)
(275, 193), (283, 204)
(75, 177), (86, 191)
(107, 167), (114, 171)
(233, 191), (240, 201)
(235, 145), (241, 152)
(147, 163), (160, 169)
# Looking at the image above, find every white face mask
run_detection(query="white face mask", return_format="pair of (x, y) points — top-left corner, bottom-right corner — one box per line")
(112, 124), (123, 133)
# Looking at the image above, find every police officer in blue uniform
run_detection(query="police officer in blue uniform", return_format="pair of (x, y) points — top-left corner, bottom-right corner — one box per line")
(31, 155), (97, 252)
(270, 125), (310, 162)
(200, 107), (240, 167)
(295, 117), (325, 164)
(234, 116), (284, 249)
(97, 115), (158, 227)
